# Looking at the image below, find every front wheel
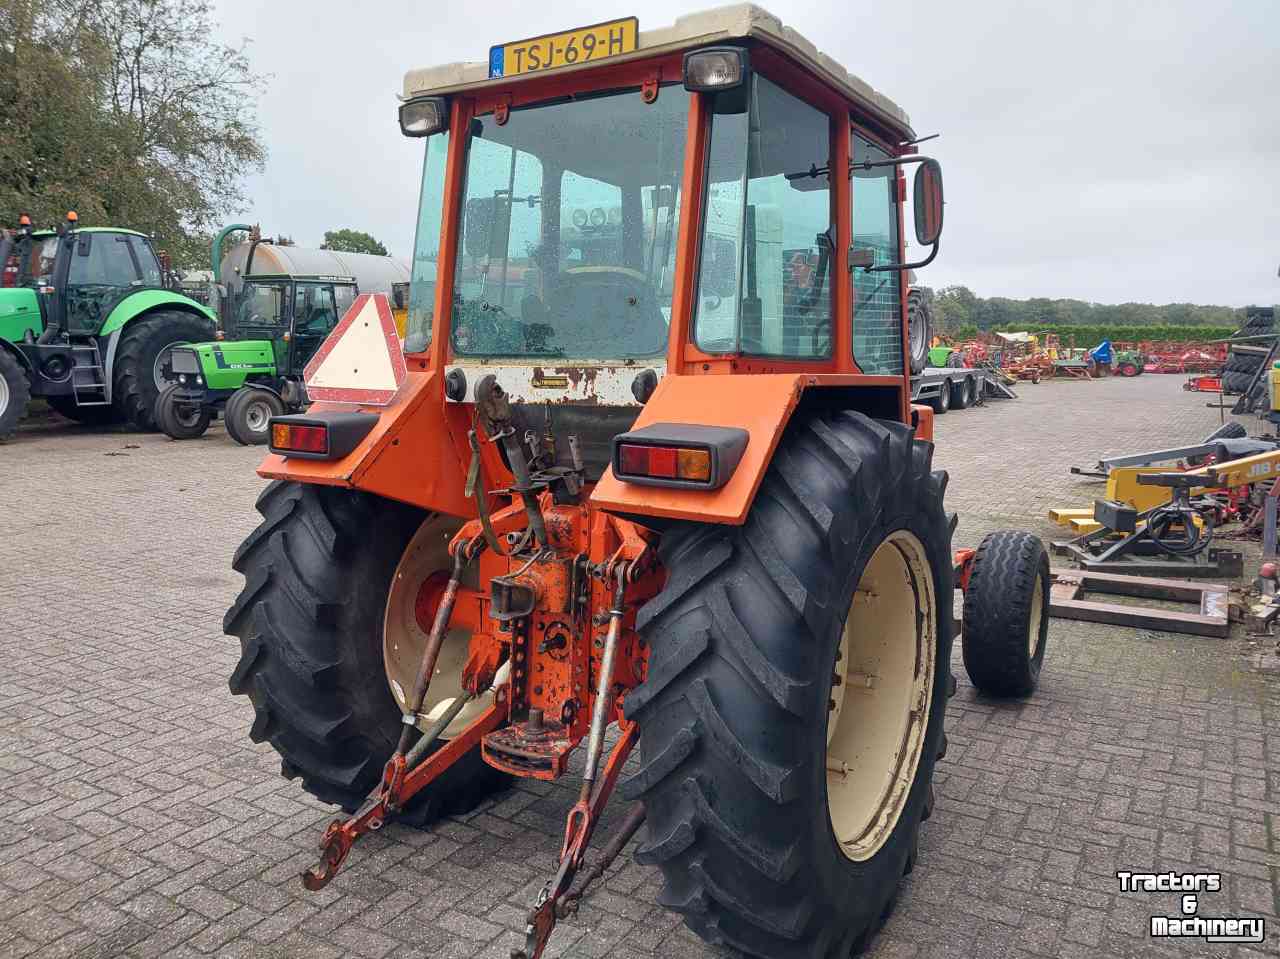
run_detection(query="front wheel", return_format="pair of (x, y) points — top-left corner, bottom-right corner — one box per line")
(961, 530), (1050, 697)
(627, 411), (954, 958)
(225, 387), (284, 446)
(156, 384), (212, 439)
(1119, 362), (1139, 377)
(0, 348), (31, 439)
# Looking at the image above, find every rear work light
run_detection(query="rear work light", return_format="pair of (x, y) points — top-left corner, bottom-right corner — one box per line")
(268, 412), (380, 461)
(612, 424), (749, 491)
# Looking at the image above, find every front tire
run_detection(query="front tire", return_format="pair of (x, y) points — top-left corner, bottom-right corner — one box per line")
(224, 482), (509, 815)
(0, 348), (31, 439)
(156, 384), (212, 439)
(113, 311), (214, 430)
(626, 411), (954, 958)
(961, 530), (1050, 697)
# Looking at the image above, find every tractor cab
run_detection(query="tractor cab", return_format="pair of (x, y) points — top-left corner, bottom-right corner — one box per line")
(225, 274), (356, 371)
(157, 271), (358, 443)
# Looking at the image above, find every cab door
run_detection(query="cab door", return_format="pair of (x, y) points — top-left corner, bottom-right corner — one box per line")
(287, 282), (341, 373)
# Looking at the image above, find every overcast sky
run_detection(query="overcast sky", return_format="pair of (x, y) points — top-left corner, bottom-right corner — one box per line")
(214, 0), (1279, 307)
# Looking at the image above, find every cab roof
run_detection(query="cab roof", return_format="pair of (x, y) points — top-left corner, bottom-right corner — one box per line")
(402, 3), (914, 142)
(26, 227), (150, 239)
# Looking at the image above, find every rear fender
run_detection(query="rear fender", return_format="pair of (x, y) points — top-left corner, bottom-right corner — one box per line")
(100, 291), (216, 337)
(590, 374), (907, 525)
(257, 370), (474, 518)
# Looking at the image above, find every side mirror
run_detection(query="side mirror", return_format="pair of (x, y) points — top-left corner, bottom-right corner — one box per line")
(913, 159), (944, 246)
(464, 196), (512, 260)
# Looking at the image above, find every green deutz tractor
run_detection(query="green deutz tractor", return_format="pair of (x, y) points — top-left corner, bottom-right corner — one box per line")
(0, 214), (216, 437)
(156, 266), (356, 443)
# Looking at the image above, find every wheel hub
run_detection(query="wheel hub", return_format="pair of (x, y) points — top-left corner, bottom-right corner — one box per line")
(826, 530), (936, 862)
(245, 400), (271, 433)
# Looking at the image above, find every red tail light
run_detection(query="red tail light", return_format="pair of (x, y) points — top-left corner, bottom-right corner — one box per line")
(617, 443), (711, 483)
(271, 423), (327, 455)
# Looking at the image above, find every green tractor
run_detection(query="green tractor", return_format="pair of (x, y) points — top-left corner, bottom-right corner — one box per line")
(156, 266), (357, 443)
(0, 213), (217, 438)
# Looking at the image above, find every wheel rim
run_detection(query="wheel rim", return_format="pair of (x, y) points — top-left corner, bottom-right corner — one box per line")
(153, 341), (188, 391)
(175, 404), (202, 428)
(383, 516), (484, 739)
(244, 400), (272, 434)
(0, 374), (8, 417)
(826, 530), (937, 862)
(1028, 572), (1045, 657)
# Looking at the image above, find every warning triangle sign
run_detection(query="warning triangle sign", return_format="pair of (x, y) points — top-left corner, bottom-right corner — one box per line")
(304, 293), (408, 405)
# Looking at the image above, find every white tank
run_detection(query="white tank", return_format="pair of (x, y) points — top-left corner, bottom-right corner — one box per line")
(218, 241), (410, 296)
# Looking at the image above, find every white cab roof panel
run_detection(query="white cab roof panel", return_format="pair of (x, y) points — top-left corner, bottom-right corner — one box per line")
(402, 4), (913, 140)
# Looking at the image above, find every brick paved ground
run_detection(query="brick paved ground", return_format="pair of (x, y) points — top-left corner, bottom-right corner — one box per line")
(1, 375), (1277, 959)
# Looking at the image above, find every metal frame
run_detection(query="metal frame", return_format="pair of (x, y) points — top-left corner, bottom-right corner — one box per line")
(1049, 570), (1229, 638)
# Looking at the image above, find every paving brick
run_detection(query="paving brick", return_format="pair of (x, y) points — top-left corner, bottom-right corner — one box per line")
(2, 376), (1277, 959)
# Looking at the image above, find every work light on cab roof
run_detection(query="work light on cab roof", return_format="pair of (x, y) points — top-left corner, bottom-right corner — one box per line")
(221, 9), (1042, 959)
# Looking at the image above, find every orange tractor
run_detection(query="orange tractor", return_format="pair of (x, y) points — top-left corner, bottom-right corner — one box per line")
(224, 9), (1050, 958)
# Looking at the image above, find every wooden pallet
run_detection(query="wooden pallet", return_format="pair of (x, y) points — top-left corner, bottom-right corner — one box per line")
(1049, 570), (1229, 638)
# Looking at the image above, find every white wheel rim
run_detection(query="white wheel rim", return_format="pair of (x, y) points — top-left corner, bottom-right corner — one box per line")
(1028, 572), (1044, 657)
(383, 516), (484, 739)
(0, 375), (9, 416)
(153, 341), (188, 391)
(827, 530), (937, 862)
(245, 401), (271, 433)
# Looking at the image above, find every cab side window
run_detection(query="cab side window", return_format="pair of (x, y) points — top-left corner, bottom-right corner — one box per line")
(850, 134), (904, 374)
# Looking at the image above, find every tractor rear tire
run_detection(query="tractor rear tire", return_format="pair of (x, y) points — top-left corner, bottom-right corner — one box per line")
(626, 411), (954, 959)
(47, 395), (118, 425)
(224, 482), (510, 815)
(113, 311), (214, 431)
(0, 348), (31, 440)
(156, 384), (212, 440)
(907, 290), (931, 375)
(225, 388), (283, 446)
(961, 531), (1050, 698)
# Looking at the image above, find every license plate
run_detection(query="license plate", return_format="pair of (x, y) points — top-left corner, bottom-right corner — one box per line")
(489, 17), (638, 79)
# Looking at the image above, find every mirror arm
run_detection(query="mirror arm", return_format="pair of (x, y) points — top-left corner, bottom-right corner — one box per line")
(863, 240), (940, 273)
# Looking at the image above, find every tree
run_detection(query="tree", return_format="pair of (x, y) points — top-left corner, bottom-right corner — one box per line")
(321, 229), (388, 256)
(0, 0), (266, 268)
